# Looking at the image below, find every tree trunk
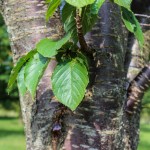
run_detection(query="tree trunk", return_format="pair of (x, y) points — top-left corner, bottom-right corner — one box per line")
(0, 0), (145, 149)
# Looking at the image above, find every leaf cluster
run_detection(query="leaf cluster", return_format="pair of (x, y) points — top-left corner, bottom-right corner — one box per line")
(8, 0), (144, 111)
(46, 0), (144, 47)
(8, 35), (89, 110)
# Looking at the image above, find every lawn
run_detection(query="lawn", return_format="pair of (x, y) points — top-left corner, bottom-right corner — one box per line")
(0, 117), (149, 150)
(138, 124), (150, 150)
(0, 117), (25, 150)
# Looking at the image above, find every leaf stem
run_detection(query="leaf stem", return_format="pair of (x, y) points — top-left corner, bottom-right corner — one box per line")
(75, 8), (90, 54)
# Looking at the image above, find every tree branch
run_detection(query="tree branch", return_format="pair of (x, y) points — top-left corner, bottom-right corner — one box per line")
(126, 31), (150, 114)
(125, 65), (149, 114)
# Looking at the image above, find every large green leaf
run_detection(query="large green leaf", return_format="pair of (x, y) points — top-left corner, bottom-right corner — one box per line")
(36, 34), (71, 58)
(52, 59), (89, 110)
(8, 50), (37, 93)
(17, 66), (26, 96)
(114, 0), (132, 10)
(62, 4), (77, 42)
(24, 53), (50, 98)
(65, 0), (95, 8)
(121, 7), (144, 48)
(46, 0), (61, 21)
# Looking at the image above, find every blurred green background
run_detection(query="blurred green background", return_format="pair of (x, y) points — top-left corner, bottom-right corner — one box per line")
(0, 1), (150, 149)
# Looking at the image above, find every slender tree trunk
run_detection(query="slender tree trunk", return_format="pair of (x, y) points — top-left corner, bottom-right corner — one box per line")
(1, 0), (147, 149)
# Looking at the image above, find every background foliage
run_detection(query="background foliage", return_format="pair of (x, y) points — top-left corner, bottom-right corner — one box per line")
(0, 15), (19, 112)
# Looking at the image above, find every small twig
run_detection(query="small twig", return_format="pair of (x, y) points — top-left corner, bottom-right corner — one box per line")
(135, 14), (150, 18)
(140, 23), (150, 27)
(75, 9), (90, 54)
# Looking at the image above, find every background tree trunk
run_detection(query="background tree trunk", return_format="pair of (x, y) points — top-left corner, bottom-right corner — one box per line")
(1, 0), (149, 149)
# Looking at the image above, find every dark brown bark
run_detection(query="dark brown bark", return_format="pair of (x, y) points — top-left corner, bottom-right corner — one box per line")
(75, 9), (89, 53)
(1, 0), (148, 150)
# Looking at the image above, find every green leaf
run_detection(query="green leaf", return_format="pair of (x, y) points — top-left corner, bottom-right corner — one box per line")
(46, 0), (61, 21)
(82, 0), (104, 34)
(24, 53), (50, 98)
(76, 52), (89, 69)
(17, 66), (27, 96)
(91, 0), (105, 14)
(62, 1), (103, 43)
(36, 34), (71, 58)
(121, 7), (144, 48)
(8, 50), (37, 93)
(114, 0), (132, 10)
(65, 0), (95, 8)
(82, 7), (97, 35)
(46, 0), (52, 3)
(62, 3), (78, 43)
(52, 59), (89, 110)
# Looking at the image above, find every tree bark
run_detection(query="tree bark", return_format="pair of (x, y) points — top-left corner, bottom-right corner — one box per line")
(0, 0), (146, 150)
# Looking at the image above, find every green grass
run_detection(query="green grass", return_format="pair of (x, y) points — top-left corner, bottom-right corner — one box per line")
(0, 117), (25, 150)
(138, 124), (150, 150)
(0, 116), (149, 150)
